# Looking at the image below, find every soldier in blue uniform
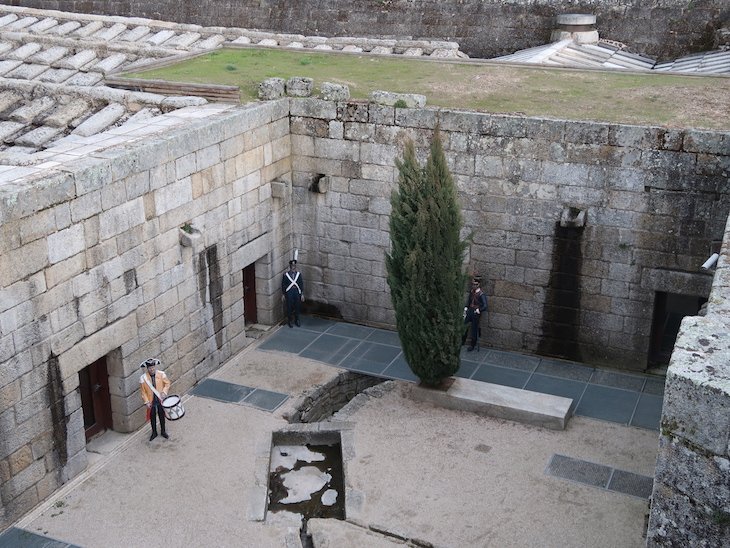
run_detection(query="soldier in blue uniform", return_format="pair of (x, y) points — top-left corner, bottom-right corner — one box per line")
(281, 260), (304, 327)
(464, 277), (488, 351)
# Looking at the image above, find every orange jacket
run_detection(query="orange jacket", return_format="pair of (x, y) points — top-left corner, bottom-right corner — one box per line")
(139, 370), (171, 405)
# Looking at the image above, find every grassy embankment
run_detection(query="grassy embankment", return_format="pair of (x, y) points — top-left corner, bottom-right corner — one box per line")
(125, 48), (730, 129)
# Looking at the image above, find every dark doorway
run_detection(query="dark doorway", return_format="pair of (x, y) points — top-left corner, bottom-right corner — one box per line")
(79, 357), (113, 441)
(648, 292), (707, 367)
(243, 263), (258, 325)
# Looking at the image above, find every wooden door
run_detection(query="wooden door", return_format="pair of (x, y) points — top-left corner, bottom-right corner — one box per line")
(79, 357), (113, 441)
(243, 263), (257, 325)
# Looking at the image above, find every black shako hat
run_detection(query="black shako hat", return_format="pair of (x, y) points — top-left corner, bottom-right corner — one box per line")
(289, 259), (297, 266)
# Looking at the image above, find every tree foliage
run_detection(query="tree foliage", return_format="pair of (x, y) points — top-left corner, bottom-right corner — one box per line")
(386, 130), (468, 385)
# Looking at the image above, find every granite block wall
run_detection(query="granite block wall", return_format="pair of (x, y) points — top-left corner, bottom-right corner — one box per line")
(0, 99), (293, 527)
(646, 213), (730, 546)
(1, 92), (728, 534)
(7, 0), (728, 60)
(288, 97), (729, 371)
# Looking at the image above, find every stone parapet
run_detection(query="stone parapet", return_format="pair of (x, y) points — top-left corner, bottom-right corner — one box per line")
(647, 211), (730, 545)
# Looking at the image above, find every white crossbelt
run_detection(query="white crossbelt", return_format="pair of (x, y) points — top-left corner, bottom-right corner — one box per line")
(142, 373), (163, 401)
(285, 271), (301, 293)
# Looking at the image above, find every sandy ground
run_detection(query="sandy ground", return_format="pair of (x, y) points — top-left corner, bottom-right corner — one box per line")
(15, 332), (658, 547)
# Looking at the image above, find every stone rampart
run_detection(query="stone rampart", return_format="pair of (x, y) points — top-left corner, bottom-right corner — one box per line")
(1, 91), (729, 531)
(0, 99), (293, 526)
(289, 96), (729, 371)
(646, 213), (730, 546)
(6, 0), (728, 60)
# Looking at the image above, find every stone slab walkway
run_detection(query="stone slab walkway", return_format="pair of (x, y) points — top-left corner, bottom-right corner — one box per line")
(259, 316), (665, 431)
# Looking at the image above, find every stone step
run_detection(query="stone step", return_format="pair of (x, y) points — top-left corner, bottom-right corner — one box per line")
(246, 323), (274, 340)
(411, 377), (572, 430)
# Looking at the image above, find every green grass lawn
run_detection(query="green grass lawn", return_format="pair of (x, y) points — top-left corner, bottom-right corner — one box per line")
(125, 47), (730, 129)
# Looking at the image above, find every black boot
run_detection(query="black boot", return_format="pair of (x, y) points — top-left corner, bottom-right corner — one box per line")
(150, 411), (158, 440)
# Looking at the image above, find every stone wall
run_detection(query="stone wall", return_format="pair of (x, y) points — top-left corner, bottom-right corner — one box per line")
(0, 99), (293, 527)
(6, 0), (728, 60)
(288, 97), (729, 371)
(646, 213), (730, 546)
(1, 92), (729, 531)
(284, 371), (383, 424)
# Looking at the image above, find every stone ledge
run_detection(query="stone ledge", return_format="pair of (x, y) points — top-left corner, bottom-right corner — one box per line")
(410, 377), (572, 430)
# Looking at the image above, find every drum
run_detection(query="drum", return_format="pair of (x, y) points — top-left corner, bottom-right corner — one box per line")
(162, 395), (185, 421)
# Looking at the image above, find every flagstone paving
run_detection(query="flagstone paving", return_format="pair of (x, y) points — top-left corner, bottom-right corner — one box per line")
(259, 316), (665, 431)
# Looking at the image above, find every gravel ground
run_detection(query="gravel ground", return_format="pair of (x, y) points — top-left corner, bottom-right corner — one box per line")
(17, 331), (658, 547)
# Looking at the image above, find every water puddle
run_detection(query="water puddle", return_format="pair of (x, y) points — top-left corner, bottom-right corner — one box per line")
(268, 443), (345, 520)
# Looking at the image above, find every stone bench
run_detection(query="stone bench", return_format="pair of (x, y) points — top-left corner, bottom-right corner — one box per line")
(411, 377), (572, 430)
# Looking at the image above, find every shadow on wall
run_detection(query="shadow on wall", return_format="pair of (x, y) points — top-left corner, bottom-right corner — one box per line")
(538, 220), (585, 362)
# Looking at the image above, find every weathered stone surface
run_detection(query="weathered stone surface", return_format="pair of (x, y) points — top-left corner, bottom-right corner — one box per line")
(370, 90), (426, 108)
(320, 82), (349, 102)
(258, 77), (285, 101)
(285, 76), (313, 97)
(47, 223), (84, 264)
(56, 49), (96, 70)
(72, 103), (126, 137)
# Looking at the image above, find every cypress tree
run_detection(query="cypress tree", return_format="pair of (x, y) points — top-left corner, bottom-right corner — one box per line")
(386, 130), (468, 385)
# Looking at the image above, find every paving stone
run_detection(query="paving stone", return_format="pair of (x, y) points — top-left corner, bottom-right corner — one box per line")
(0, 59), (21, 76)
(6, 42), (42, 61)
(74, 20), (104, 37)
(7, 16), (37, 31)
(64, 71), (103, 86)
(165, 32), (201, 48)
(72, 103), (126, 137)
(5, 63), (49, 80)
(195, 35), (226, 49)
(0, 42), (13, 56)
(147, 29), (175, 46)
(14, 125), (64, 148)
(0, 121), (25, 142)
(0, 146), (35, 164)
(122, 107), (158, 126)
(0, 13), (18, 28)
(36, 67), (76, 83)
(0, 90), (23, 113)
(50, 21), (81, 36)
(117, 25), (151, 42)
(42, 98), (92, 128)
(28, 17), (59, 33)
(8, 96), (55, 124)
(91, 53), (127, 74)
(28, 45), (69, 65)
(57, 49), (97, 70)
(92, 22), (127, 42)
